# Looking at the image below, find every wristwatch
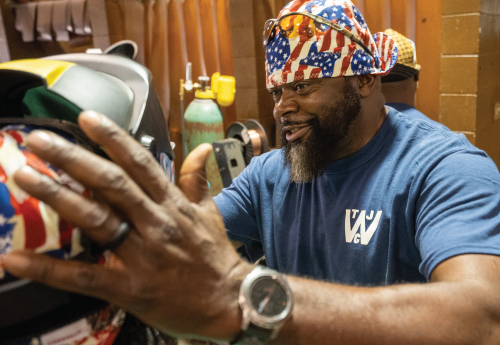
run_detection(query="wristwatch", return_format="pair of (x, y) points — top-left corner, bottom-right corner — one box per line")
(231, 265), (294, 345)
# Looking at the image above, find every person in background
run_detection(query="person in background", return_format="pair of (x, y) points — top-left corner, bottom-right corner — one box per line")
(381, 29), (446, 128)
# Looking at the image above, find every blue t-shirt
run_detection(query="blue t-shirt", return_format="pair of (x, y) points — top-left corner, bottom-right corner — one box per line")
(387, 103), (449, 130)
(214, 108), (500, 286)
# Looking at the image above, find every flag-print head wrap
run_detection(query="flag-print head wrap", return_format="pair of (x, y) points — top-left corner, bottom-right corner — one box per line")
(265, 0), (399, 89)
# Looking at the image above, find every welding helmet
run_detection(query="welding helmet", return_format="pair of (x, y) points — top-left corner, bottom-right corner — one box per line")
(0, 54), (174, 180)
(0, 54), (173, 344)
(0, 125), (126, 345)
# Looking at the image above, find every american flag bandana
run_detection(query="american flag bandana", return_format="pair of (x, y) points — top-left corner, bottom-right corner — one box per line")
(265, 0), (399, 89)
(0, 125), (85, 280)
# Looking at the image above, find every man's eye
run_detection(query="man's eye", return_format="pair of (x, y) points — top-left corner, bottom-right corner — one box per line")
(295, 84), (308, 91)
(270, 90), (281, 99)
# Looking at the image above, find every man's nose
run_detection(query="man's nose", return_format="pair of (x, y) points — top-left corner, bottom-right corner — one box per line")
(273, 89), (298, 121)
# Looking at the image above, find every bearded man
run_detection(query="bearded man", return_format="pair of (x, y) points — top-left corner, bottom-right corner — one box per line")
(3, 1), (500, 344)
(213, 0), (500, 286)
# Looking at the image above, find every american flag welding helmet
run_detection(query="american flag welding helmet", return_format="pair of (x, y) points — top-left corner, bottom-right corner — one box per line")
(0, 55), (151, 342)
(0, 126), (126, 345)
(265, 0), (399, 88)
(0, 52), (177, 343)
(0, 128), (175, 344)
(0, 126), (86, 282)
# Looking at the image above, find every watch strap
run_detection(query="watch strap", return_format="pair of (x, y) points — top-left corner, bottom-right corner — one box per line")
(230, 322), (274, 345)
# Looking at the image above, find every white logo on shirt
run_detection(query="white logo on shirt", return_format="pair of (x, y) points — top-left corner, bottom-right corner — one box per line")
(345, 209), (382, 245)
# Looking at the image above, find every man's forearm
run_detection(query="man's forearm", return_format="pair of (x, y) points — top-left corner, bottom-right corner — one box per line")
(271, 275), (500, 345)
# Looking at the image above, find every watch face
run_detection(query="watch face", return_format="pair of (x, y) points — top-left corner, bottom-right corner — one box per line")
(250, 277), (288, 317)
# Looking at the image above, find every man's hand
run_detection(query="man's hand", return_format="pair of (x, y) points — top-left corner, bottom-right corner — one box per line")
(2, 111), (253, 341)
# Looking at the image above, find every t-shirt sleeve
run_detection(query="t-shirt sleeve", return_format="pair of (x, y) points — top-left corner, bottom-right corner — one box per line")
(416, 150), (500, 279)
(213, 158), (264, 260)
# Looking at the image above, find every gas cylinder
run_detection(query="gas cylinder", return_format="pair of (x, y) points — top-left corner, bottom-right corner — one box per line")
(183, 81), (224, 196)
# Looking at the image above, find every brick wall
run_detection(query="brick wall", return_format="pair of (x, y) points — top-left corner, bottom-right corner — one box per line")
(228, 0), (277, 147)
(440, 0), (500, 166)
(475, 0), (500, 163)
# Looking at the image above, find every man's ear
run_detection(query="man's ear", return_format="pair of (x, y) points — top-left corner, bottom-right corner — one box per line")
(356, 74), (378, 98)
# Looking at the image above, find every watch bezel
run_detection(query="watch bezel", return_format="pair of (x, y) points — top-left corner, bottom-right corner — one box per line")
(239, 266), (294, 330)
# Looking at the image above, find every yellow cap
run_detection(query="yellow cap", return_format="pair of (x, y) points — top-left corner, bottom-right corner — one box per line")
(195, 89), (215, 99)
(191, 72), (235, 104)
(212, 73), (236, 107)
(384, 29), (420, 71)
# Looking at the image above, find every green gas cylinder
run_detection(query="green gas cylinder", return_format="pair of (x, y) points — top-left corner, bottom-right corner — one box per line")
(183, 88), (224, 196)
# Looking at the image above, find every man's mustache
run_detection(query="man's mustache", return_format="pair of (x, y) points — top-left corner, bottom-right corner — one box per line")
(281, 119), (315, 128)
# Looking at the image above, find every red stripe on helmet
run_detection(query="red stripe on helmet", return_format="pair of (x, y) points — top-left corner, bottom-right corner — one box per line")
(6, 130), (23, 144)
(11, 196), (47, 249)
(0, 162), (6, 184)
(23, 151), (55, 178)
(59, 219), (74, 247)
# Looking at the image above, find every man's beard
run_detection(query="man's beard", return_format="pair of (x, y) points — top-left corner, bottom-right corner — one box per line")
(282, 80), (362, 183)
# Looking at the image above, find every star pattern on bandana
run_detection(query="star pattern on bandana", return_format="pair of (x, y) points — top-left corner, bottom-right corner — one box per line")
(352, 6), (368, 29)
(305, 3), (354, 31)
(265, 0), (398, 88)
(298, 44), (342, 77)
(351, 49), (373, 75)
(266, 35), (291, 74)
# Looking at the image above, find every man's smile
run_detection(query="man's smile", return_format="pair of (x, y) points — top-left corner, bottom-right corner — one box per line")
(283, 125), (312, 142)
(282, 119), (315, 142)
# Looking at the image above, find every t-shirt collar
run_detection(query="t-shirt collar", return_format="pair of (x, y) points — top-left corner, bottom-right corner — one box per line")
(325, 107), (399, 174)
